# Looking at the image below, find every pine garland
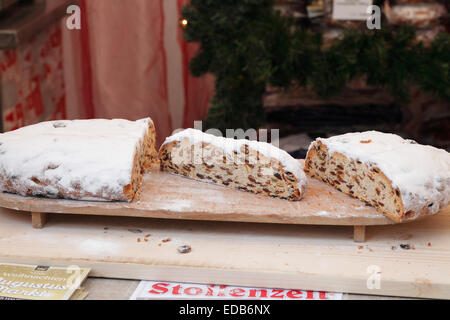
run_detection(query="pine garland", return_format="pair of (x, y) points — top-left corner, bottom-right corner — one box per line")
(181, 0), (450, 131)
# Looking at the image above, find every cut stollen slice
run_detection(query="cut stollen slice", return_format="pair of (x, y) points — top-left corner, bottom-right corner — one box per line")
(159, 128), (307, 201)
(305, 131), (450, 222)
(0, 118), (157, 202)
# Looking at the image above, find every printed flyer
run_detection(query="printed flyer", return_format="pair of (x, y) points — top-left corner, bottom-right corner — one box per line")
(130, 281), (343, 300)
(0, 263), (90, 300)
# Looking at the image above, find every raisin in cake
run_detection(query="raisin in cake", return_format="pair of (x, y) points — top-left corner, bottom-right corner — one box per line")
(159, 129), (307, 201)
(0, 118), (157, 201)
(305, 131), (450, 222)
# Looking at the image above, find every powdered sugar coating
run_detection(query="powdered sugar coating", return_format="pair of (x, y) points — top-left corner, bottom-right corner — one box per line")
(163, 128), (307, 191)
(313, 131), (450, 217)
(0, 118), (153, 201)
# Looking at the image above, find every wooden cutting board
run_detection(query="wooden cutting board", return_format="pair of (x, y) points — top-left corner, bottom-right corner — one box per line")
(0, 161), (396, 222)
(0, 160), (445, 242)
(0, 205), (448, 299)
(0, 160), (448, 298)
(0, 160), (414, 242)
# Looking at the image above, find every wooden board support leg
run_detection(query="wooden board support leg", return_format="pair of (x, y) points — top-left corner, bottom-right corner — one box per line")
(353, 226), (366, 242)
(31, 212), (47, 229)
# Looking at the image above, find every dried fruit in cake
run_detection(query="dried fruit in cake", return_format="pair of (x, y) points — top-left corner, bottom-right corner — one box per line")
(159, 129), (307, 201)
(305, 131), (450, 222)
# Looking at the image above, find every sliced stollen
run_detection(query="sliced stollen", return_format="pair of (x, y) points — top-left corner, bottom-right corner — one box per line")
(0, 118), (157, 202)
(305, 131), (450, 222)
(159, 129), (307, 201)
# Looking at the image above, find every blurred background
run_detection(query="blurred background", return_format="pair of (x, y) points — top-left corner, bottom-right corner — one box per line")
(0, 0), (448, 154)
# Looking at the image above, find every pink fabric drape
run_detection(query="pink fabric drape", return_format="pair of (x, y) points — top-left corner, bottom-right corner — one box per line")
(63, 0), (214, 146)
(81, 0), (172, 146)
(1, 23), (66, 132)
(177, 0), (215, 129)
